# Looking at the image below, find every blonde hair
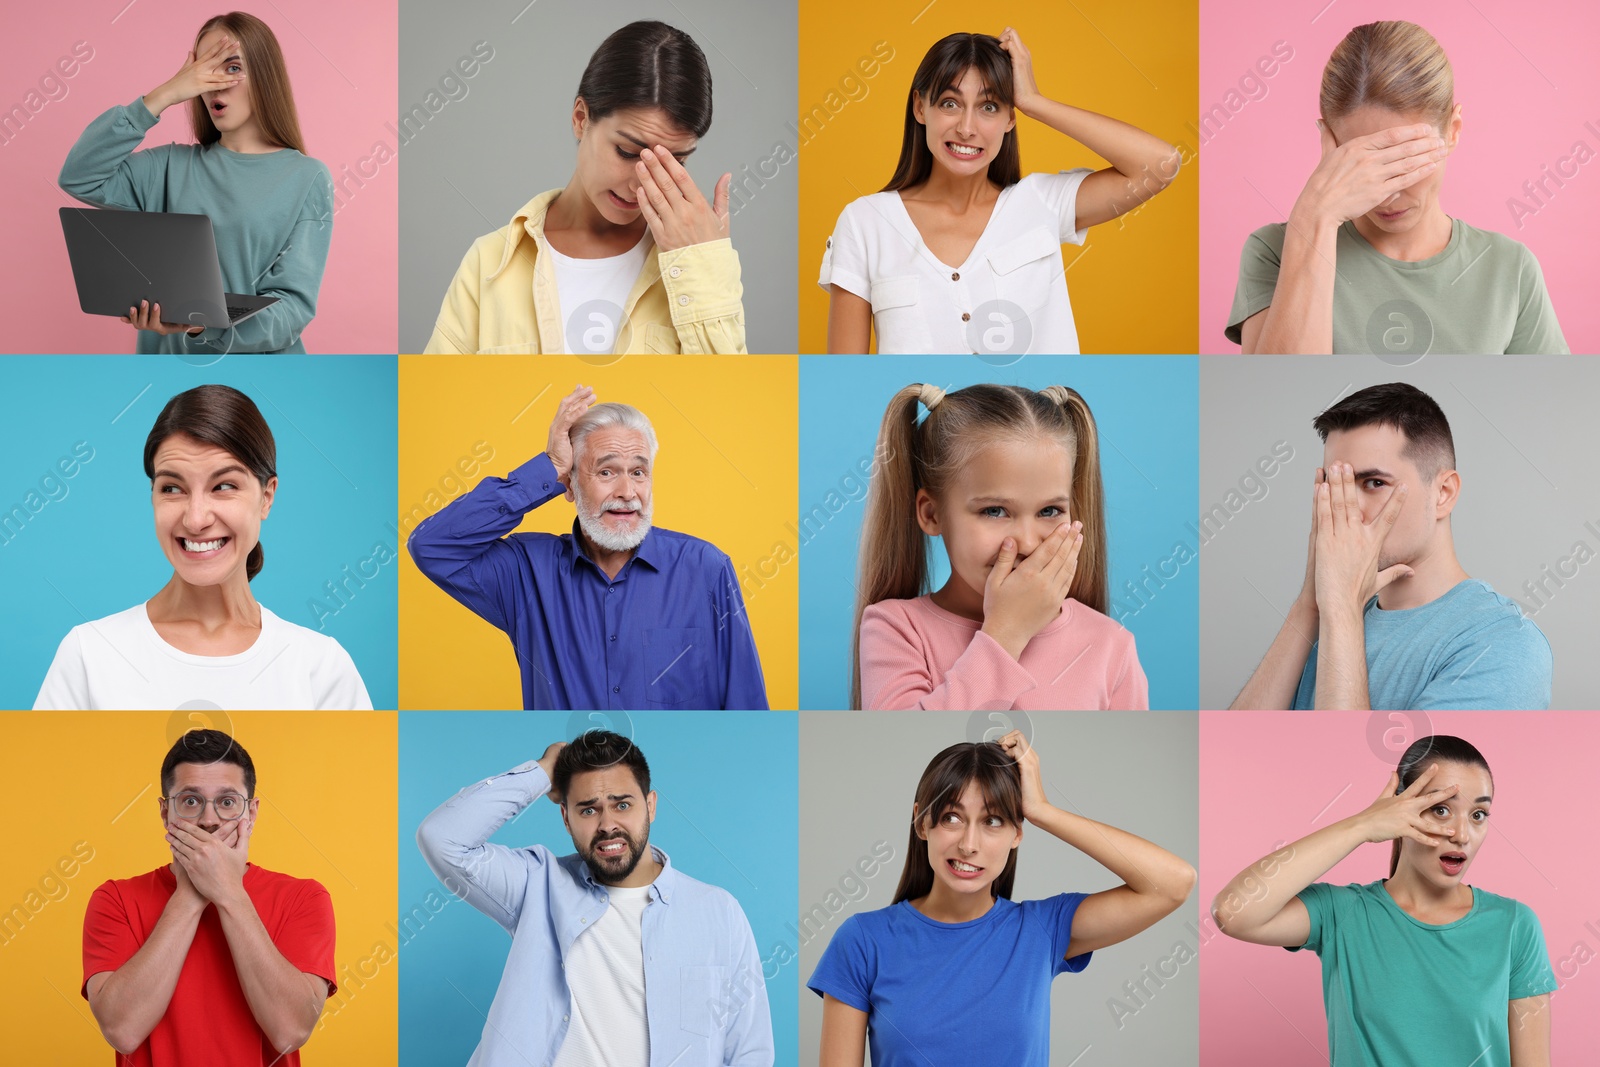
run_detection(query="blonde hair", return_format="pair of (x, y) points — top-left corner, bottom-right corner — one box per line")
(1320, 21), (1454, 131)
(189, 12), (307, 154)
(850, 383), (1107, 709)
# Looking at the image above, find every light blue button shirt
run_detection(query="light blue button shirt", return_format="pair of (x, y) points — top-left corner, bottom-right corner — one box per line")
(416, 760), (774, 1067)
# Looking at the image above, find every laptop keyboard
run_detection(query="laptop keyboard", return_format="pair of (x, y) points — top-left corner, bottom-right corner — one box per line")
(226, 306), (254, 320)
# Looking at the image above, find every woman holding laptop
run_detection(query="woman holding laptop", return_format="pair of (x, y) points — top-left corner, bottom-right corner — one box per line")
(58, 12), (332, 354)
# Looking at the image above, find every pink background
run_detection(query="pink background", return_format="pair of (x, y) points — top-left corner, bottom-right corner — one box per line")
(1, 0), (396, 354)
(1200, 711), (1600, 1064)
(1199, 0), (1600, 353)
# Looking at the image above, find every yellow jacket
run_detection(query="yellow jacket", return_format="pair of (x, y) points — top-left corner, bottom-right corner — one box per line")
(424, 189), (746, 354)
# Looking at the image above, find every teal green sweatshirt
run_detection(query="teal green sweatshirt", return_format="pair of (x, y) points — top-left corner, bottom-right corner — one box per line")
(59, 99), (333, 354)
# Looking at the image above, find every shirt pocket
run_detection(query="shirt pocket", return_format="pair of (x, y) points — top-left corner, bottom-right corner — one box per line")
(985, 229), (1064, 313)
(679, 963), (731, 1038)
(868, 274), (930, 354)
(641, 322), (682, 354)
(644, 627), (715, 708)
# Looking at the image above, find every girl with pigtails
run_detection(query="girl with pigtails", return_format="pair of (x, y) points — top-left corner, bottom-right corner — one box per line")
(850, 382), (1146, 710)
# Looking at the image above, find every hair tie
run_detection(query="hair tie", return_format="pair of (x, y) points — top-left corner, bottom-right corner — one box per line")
(918, 383), (946, 411)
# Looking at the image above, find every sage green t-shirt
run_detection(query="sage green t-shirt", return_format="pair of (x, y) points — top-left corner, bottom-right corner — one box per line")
(1287, 881), (1557, 1067)
(1226, 219), (1568, 355)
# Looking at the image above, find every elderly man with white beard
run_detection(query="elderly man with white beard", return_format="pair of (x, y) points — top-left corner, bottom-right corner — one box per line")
(409, 384), (769, 709)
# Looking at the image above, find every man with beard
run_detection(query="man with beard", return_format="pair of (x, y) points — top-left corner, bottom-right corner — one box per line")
(408, 384), (768, 710)
(1231, 382), (1550, 710)
(416, 729), (774, 1067)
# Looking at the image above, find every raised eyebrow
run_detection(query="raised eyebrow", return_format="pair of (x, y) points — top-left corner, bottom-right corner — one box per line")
(591, 453), (651, 468)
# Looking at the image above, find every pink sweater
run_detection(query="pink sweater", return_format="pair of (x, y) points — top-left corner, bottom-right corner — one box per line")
(859, 595), (1148, 710)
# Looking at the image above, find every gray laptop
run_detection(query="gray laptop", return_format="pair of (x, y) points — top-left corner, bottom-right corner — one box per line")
(59, 207), (278, 329)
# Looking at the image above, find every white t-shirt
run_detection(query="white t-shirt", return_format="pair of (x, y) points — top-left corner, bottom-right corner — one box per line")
(819, 168), (1093, 355)
(553, 882), (653, 1067)
(33, 603), (372, 710)
(548, 236), (650, 356)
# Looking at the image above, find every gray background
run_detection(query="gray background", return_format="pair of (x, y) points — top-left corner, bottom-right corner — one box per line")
(798, 711), (1200, 1066)
(399, 0), (798, 353)
(1200, 355), (1600, 710)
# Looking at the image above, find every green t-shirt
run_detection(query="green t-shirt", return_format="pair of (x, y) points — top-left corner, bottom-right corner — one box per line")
(1288, 881), (1557, 1067)
(1226, 218), (1568, 355)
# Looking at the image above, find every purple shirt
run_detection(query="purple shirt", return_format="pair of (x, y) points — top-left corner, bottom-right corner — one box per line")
(408, 452), (768, 710)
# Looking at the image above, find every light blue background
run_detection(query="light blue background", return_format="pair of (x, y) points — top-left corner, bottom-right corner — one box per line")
(0, 356), (398, 709)
(799, 355), (1199, 710)
(398, 711), (800, 1067)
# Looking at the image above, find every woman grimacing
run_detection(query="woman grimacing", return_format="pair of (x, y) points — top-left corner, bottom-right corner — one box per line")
(34, 385), (370, 710)
(810, 732), (1194, 1065)
(823, 28), (1179, 355)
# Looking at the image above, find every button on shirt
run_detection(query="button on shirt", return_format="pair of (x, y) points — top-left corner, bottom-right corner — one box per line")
(819, 169), (1093, 355)
(415, 761), (776, 1067)
(408, 452), (769, 710)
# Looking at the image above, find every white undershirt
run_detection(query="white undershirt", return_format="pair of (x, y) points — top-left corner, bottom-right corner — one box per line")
(547, 236), (649, 355)
(32, 603), (371, 710)
(552, 882), (653, 1067)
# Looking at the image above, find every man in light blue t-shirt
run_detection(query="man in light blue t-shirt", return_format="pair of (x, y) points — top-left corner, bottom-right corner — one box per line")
(1232, 382), (1551, 710)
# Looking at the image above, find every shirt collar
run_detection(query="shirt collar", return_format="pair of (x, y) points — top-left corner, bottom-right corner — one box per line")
(576, 844), (677, 905)
(487, 189), (663, 284)
(564, 518), (663, 577)
(487, 189), (561, 282)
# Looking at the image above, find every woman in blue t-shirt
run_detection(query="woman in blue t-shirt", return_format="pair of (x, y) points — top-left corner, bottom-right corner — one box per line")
(1213, 735), (1556, 1067)
(808, 730), (1195, 1066)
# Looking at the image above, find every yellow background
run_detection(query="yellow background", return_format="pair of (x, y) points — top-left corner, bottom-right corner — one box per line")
(798, 0), (1199, 353)
(398, 355), (800, 710)
(0, 712), (397, 1065)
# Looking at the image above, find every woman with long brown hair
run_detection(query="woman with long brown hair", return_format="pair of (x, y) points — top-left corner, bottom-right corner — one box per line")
(1227, 21), (1567, 354)
(809, 732), (1194, 1065)
(33, 385), (370, 709)
(59, 12), (333, 354)
(822, 28), (1179, 354)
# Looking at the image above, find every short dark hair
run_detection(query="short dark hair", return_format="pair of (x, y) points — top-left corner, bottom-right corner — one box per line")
(576, 21), (713, 139)
(553, 730), (650, 799)
(161, 729), (256, 797)
(1312, 382), (1455, 482)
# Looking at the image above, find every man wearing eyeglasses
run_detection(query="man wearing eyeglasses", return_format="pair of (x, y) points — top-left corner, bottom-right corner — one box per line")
(80, 729), (337, 1066)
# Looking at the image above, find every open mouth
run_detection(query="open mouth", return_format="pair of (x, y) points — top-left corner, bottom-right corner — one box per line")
(211, 100), (228, 116)
(179, 536), (230, 559)
(945, 142), (984, 161)
(1439, 851), (1467, 876)
(947, 858), (984, 879)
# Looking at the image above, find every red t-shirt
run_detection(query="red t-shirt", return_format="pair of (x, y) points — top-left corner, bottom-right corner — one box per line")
(81, 864), (337, 1066)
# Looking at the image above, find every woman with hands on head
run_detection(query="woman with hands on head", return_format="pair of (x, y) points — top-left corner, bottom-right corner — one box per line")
(426, 20), (744, 355)
(851, 382), (1146, 710)
(824, 27), (1179, 355)
(59, 12), (334, 354)
(1227, 21), (1567, 355)
(810, 730), (1195, 1066)
(1213, 735), (1556, 1066)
